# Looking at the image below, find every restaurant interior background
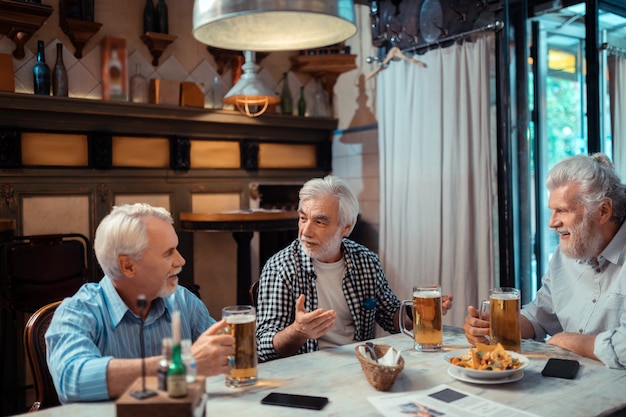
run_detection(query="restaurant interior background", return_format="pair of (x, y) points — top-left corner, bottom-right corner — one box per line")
(0, 0), (380, 317)
(1, 0), (626, 414)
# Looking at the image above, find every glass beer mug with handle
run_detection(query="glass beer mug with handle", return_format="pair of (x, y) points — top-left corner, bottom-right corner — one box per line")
(399, 286), (443, 351)
(222, 305), (258, 387)
(488, 287), (521, 352)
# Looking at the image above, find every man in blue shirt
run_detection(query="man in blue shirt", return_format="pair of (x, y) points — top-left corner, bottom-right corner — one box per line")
(46, 203), (235, 402)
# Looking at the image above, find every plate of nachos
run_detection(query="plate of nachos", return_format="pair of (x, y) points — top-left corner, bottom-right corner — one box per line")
(443, 343), (529, 381)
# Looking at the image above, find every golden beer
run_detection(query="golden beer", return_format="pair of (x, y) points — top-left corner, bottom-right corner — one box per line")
(413, 289), (443, 351)
(489, 288), (521, 352)
(223, 306), (258, 387)
(399, 286), (443, 351)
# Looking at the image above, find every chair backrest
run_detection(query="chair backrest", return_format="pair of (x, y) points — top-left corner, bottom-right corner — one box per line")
(23, 300), (62, 411)
(249, 279), (260, 308)
(1, 233), (92, 312)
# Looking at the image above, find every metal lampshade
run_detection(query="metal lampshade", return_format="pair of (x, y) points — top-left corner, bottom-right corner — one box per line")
(192, 0), (357, 51)
(223, 51), (280, 117)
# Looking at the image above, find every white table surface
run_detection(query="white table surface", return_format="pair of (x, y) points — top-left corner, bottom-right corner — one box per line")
(15, 326), (626, 417)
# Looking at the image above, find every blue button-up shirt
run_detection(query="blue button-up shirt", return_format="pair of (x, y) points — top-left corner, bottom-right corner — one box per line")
(46, 276), (216, 403)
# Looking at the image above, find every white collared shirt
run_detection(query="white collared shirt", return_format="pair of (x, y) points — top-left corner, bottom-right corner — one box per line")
(521, 221), (626, 369)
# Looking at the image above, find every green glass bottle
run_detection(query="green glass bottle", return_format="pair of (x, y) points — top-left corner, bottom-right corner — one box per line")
(167, 311), (187, 398)
(298, 86), (306, 116)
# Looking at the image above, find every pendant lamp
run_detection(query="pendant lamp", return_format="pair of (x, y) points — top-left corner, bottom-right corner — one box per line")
(192, 0), (357, 51)
(223, 51), (280, 117)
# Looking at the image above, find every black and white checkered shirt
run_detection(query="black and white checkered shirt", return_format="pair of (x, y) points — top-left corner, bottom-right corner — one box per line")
(256, 238), (401, 362)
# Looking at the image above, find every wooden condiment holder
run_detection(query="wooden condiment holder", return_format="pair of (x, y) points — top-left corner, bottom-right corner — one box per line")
(116, 376), (205, 417)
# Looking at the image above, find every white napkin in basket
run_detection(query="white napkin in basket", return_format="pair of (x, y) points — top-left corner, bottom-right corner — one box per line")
(359, 345), (402, 366)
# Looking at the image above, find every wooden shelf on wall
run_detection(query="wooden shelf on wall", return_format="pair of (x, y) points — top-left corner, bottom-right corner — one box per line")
(141, 32), (177, 66)
(0, 92), (337, 140)
(290, 54), (357, 102)
(0, 0), (53, 59)
(60, 17), (102, 59)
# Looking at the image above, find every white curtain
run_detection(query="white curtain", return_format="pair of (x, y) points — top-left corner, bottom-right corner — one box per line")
(608, 54), (626, 178)
(377, 34), (496, 327)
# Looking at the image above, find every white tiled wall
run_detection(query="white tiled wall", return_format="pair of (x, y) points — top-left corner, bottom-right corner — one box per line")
(1, 0), (383, 285)
(0, 1), (298, 105)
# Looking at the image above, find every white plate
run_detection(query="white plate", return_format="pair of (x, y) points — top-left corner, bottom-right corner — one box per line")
(447, 365), (524, 385)
(443, 349), (529, 380)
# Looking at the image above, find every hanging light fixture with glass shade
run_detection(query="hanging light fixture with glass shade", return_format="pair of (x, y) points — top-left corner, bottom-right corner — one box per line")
(223, 50), (280, 117)
(192, 0), (357, 51)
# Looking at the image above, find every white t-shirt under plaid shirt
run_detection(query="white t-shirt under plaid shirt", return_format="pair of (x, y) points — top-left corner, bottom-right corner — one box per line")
(256, 238), (401, 362)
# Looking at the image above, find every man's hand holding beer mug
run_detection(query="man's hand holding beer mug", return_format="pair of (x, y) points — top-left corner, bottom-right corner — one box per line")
(464, 287), (522, 352)
(221, 305), (258, 387)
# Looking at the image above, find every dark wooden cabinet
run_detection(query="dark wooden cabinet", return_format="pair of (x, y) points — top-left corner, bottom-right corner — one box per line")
(0, 92), (336, 283)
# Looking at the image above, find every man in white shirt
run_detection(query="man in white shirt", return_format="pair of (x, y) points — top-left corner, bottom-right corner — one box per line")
(464, 153), (626, 369)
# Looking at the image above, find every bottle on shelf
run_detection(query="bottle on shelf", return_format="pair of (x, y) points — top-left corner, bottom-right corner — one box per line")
(181, 339), (197, 384)
(130, 63), (148, 104)
(157, 337), (172, 391)
(52, 43), (69, 97)
(108, 46), (124, 100)
(313, 78), (330, 117)
(33, 40), (50, 96)
(143, 0), (156, 33)
(167, 311), (187, 398)
(80, 0), (94, 22)
(279, 72), (293, 115)
(298, 85), (307, 116)
(156, 0), (169, 34)
(206, 76), (225, 109)
(59, 0), (82, 20)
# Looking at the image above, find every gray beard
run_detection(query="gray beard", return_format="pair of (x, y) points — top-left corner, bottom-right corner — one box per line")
(559, 214), (605, 260)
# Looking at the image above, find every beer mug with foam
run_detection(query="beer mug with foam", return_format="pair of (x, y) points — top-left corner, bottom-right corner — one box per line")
(399, 286), (443, 351)
(488, 287), (521, 352)
(222, 305), (258, 387)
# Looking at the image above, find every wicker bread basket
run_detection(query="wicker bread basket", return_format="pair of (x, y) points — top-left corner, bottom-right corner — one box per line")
(355, 343), (404, 391)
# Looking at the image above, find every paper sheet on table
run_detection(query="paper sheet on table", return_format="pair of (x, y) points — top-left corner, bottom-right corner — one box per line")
(368, 384), (539, 417)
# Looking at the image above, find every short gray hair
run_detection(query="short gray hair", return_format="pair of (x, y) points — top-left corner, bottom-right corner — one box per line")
(298, 175), (360, 235)
(94, 203), (173, 279)
(546, 153), (626, 224)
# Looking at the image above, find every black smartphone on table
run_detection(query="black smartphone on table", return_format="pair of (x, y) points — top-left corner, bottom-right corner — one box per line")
(261, 392), (329, 410)
(541, 358), (580, 379)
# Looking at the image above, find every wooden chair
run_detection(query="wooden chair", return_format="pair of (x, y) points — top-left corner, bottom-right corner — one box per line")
(0, 234), (91, 414)
(0, 234), (92, 312)
(249, 279), (260, 308)
(23, 301), (62, 412)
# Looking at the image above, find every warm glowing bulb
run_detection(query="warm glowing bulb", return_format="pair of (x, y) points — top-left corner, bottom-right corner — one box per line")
(234, 97), (270, 117)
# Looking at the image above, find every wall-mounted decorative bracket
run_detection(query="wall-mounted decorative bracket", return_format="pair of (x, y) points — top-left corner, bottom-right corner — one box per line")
(140, 32), (177, 66)
(60, 18), (102, 59)
(206, 47), (240, 75)
(0, 0), (53, 59)
(206, 47), (269, 76)
(290, 54), (357, 103)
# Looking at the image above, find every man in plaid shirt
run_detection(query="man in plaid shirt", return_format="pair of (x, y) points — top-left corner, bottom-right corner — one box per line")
(256, 176), (452, 362)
